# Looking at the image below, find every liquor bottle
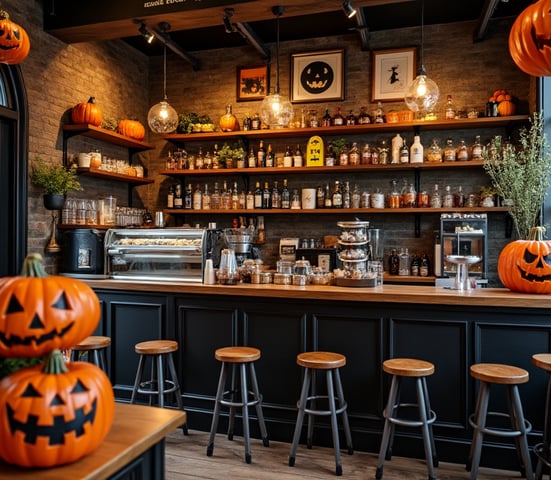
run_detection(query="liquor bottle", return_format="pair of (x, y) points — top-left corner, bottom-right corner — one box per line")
(410, 135), (424, 163)
(262, 181), (272, 209)
(231, 181), (239, 210)
(444, 94), (456, 120)
(361, 143), (372, 164)
(254, 181), (263, 209)
(257, 216), (265, 244)
(281, 179), (291, 209)
(293, 144), (303, 167)
(338, 143), (349, 166)
(454, 185), (465, 207)
(316, 185), (325, 209)
(291, 189), (301, 209)
(173, 183), (183, 209)
(342, 181), (351, 208)
(266, 144), (274, 167)
(184, 183), (193, 209)
(221, 181), (231, 210)
(443, 138), (457, 162)
(242, 113), (251, 131)
(389, 180), (400, 209)
(420, 253), (430, 277)
(374, 102), (385, 123)
(271, 181), (281, 209)
(389, 249), (399, 275)
(403, 183), (417, 207)
(248, 147), (256, 168)
(400, 139), (410, 164)
(378, 139), (389, 165)
(204, 151), (213, 169)
(322, 108), (332, 127)
(442, 185), (454, 208)
(346, 110), (356, 125)
(430, 184), (442, 208)
(212, 144), (220, 169)
(391, 133), (403, 164)
(471, 135), (483, 160)
(410, 253), (420, 276)
(251, 112), (261, 130)
(202, 183), (211, 209)
(399, 248), (410, 276)
(332, 106), (344, 126)
(325, 141), (336, 166)
(237, 189), (245, 209)
(351, 184), (361, 208)
(257, 140), (266, 167)
(192, 184), (202, 210)
(211, 182), (221, 210)
(196, 147), (204, 169)
(167, 184), (174, 208)
(324, 183), (333, 208)
(456, 139), (469, 161)
(332, 180), (343, 208)
(349, 142), (360, 165)
(246, 189), (254, 210)
(283, 146), (293, 167)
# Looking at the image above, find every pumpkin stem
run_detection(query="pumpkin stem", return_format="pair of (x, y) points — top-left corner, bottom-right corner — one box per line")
(43, 349), (69, 375)
(529, 226), (547, 241)
(21, 253), (47, 278)
(87, 96), (96, 103)
(0, 10), (9, 20)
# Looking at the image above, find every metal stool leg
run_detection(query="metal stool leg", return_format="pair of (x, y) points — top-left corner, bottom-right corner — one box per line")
(376, 375), (400, 479)
(508, 385), (534, 480)
(421, 377), (438, 468)
(326, 369), (343, 476)
(249, 362), (269, 447)
(207, 362), (228, 457)
(157, 354), (165, 408)
(167, 352), (188, 435)
(416, 377), (436, 480)
(536, 372), (551, 480)
(227, 363), (237, 441)
(240, 362), (252, 464)
(289, 366), (312, 467)
(467, 381), (490, 480)
(306, 368), (316, 449)
(334, 368), (353, 455)
(131, 354), (146, 404)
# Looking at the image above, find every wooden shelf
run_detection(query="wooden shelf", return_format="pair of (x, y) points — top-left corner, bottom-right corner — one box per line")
(76, 167), (154, 185)
(62, 124), (155, 150)
(164, 207), (508, 215)
(162, 115), (529, 143)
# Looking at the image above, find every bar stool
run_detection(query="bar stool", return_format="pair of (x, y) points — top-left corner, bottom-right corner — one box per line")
(532, 354), (551, 480)
(467, 363), (533, 480)
(130, 339), (188, 434)
(206, 346), (269, 464)
(70, 335), (111, 372)
(288, 351), (353, 476)
(376, 358), (437, 480)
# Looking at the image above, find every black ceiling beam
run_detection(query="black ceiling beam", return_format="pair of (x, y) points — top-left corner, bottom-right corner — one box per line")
(355, 8), (370, 51)
(235, 22), (271, 61)
(473, 0), (500, 42)
(150, 23), (201, 71)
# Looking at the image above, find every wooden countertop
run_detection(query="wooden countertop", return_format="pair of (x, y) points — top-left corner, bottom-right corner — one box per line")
(0, 403), (186, 479)
(85, 279), (551, 309)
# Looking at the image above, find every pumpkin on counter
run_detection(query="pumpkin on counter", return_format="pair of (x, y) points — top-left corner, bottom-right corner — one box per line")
(0, 9), (30, 65)
(71, 97), (103, 127)
(118, 119), (146, 141)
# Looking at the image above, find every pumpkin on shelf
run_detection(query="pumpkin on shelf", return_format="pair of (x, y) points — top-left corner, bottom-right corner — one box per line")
(0, 349), (114, 467)
(117, 119), (146, 141)
(0, 9), (30, 65)
(0, 253), (100, 357)
(71, 97), (103, 127)
(219, 104), (240, 132)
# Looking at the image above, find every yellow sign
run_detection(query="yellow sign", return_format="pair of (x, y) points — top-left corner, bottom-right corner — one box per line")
(306, 136), (324, 166)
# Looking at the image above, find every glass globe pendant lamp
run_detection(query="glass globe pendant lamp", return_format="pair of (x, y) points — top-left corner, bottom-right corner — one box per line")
(148, 45), (178, 133)
(259, 6), (293, 129)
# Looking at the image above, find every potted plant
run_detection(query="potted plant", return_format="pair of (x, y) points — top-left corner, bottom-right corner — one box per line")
(30, 157), (82, 209)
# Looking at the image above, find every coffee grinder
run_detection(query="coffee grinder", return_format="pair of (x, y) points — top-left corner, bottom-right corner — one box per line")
(223, 228), (254, 266)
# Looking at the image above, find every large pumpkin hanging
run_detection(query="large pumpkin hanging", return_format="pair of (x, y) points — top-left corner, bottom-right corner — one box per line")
(498, 226), (551, 294)
(118, 119), (146, 141)
(71, 97), (103, 127)
(0, 349), (114, 467)
(0, 253), (100, 357)
(508, 0), (551, 77)
(0, 9), (30, 65)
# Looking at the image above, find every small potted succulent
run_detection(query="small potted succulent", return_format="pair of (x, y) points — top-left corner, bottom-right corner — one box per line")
(30, 157), (82, 210)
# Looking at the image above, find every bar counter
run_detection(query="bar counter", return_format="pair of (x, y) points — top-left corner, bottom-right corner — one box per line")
(85, 279), (551, 471)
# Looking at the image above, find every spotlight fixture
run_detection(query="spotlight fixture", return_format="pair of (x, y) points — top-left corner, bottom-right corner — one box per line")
(342, 0), (357, 19)
(139, 23), (154, 44)
(223, 8), (235, 34)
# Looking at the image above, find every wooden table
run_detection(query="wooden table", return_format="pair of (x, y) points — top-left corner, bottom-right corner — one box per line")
(0, 402), (186, 480)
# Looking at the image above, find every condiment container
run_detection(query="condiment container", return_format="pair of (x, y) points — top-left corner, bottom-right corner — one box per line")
(292, 274), (307, 286)
(273, 273), (292, 285)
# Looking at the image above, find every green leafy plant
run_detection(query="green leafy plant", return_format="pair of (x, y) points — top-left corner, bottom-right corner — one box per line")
(332, 138), (348, 156)
(177, 112), (213, 133)
(218, 142), (245, 166)
(483, 112), (551, 240)
(30, 157), (82, 195)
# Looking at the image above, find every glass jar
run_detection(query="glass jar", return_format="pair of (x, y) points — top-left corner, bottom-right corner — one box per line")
(426, 138), (443, 163)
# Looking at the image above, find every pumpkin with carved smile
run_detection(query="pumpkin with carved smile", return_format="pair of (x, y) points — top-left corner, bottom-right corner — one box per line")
(0, 349), (114, 467)
(300, 61), (334, 95)
(0, 9), (30, 65)
(0, 253), (100, 357)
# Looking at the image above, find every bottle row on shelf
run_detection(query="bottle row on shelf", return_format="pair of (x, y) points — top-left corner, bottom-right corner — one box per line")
(388, 248), (432, 277)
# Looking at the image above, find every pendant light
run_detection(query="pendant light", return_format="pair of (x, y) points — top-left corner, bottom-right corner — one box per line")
(404, 0), (439, 115)
(259, 6), (293, 129)
(147, 44), (179, 133)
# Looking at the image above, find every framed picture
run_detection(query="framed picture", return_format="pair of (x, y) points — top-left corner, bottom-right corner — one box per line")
(236, 65), (269, 102)
(371, 47), (416, 102)
(290, 49), (344, 103)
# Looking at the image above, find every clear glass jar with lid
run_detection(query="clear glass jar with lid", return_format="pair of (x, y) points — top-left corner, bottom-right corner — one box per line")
(426, 138), (443, 163)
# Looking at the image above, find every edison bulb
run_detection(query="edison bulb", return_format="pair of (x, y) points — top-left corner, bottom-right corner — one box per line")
(404, 74), (440, 114)
(148, 100), (178, 133)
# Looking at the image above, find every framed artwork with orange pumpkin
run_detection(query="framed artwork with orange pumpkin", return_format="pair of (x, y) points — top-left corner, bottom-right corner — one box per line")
(290, 49), (344, 103)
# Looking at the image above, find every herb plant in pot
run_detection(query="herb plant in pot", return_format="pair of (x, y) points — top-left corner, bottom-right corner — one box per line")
(483, 112), (551, 293)
(30, 157), (82, 210)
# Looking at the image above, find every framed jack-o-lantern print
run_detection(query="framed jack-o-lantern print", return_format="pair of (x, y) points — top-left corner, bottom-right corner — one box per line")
(290, 49), (344, 103)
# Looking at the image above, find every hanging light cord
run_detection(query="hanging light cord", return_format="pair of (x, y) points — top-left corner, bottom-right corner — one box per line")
(419, 0), (426, 74)
(275, 11), (281, 94)
(163, 45), (168, 101)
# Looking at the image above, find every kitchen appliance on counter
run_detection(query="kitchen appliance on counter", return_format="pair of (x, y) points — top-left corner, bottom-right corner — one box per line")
(60, 229), (107, 278)
(279, 238), (299, 262)
(435, 213), (488, 288)
(224, 228), (254, 266)
(104, 228), (207, 282)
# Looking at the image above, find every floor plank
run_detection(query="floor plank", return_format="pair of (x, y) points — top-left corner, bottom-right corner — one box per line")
(165, 429), (524, 479)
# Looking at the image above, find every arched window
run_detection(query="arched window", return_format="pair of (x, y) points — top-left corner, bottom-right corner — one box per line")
(0, 65), (28, 276)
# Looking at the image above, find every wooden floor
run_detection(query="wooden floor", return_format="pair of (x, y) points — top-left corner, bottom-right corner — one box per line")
(165, 429), (525, 479)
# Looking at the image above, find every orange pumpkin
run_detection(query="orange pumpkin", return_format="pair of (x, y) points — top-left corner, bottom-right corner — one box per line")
(118, 119), (145, 141)
(71, 97), (103, 126)
(509, 0), (551, 76)
(498, 226), (551, 294)
(0, 349), (114, 467)
(497, 100), (516, 116)
(0, 9), (30, 65)
(219, 104), (240, 132)
(0, 253), (100, 357)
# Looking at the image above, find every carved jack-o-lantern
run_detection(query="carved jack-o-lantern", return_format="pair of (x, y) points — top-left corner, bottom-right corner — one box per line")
(0, 253), (100, 357)
(498, 226), (551, 294)
(300, 61), (334, 95)
(0, 9), (30, 65)
(0, 350), (114, 467)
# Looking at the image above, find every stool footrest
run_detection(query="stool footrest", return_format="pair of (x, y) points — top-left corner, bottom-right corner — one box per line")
(137, 380), (178, 396)
(469, 411), (532, 438)
(302, 395), (348, 417)
(534, 442), (551, 469)
(220, 389), (263, 409)
(386, 402), (437, 428)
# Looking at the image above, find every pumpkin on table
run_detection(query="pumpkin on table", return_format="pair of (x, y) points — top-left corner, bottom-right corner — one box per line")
(118, 119), (146, 141)
(0, 349), (114, 467)
(0, 9), (30, 65)
(0, 253), (100, 357)
(71, 97), (103, 127)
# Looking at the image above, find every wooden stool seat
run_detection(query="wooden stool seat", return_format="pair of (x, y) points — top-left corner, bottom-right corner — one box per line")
(532, 353), (551, 372)
(297, 351), (346, 369)
(289, 351), (353, 476)
(532, 354), (551, 479)
(135, 340), (178, 355)
(72, 335), (111, 351)
(470, 363), (529, 384)
(215, 346), (261, 363)
(467, 362), (533, 480)
(376, 358), (437, 480)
